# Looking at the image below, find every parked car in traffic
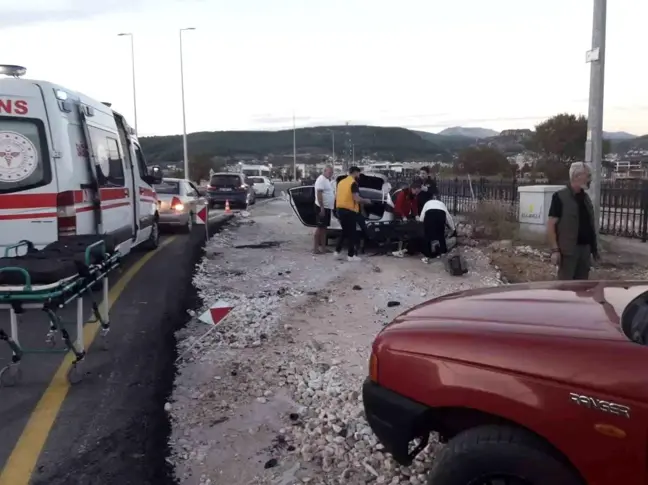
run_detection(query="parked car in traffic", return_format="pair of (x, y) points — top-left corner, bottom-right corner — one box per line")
(206, 172), (256, 209)
(155, 178), (205, 233)
(363, 280), (647, 485)
(249, 176), (276, 198)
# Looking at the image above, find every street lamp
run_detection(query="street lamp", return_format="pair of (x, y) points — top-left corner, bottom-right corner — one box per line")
(117, 33), (138, 134)
(180, 27), (196, 180)
(326, 129), (335, 159)
(293, 111), (297, 180)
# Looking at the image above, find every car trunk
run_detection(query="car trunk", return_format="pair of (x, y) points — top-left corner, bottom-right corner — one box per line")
(154, 181), (180, 211)
(209, 174), (244, 193)
(289, 174), (390, 227)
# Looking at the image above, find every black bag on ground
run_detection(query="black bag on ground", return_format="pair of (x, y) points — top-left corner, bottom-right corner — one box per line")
(445, 252), (468, 276)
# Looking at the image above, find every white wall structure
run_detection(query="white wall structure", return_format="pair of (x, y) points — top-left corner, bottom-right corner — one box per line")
(518, 185), (565, 238)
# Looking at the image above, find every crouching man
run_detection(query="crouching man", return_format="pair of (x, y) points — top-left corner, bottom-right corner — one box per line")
(391, 181), (423, 257)
(419, 198), (455, 264)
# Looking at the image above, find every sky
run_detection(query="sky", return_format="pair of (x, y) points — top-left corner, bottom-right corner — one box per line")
(1, 0), (646, 137)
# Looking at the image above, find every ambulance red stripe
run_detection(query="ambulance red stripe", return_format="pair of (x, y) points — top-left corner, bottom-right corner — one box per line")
(0, 188), (132, 210)
(0, 211), (55, 221)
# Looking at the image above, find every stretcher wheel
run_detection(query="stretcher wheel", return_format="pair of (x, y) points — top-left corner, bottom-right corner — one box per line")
(0, 364), (23, 387)
(67, 363), (84, 385)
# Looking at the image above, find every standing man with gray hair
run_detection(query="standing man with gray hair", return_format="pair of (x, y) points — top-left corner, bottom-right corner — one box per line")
(547, 162), (599, 280)
(313, 165), (335, 254)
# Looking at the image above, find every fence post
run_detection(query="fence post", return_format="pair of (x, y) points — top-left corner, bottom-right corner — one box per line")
(452, 177), (458, 215)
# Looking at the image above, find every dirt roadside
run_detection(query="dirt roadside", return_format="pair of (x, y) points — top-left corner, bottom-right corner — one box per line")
(167, 200), (501, 485)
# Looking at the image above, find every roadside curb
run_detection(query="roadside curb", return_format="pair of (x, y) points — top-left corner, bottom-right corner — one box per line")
(154, 214), (234, 485)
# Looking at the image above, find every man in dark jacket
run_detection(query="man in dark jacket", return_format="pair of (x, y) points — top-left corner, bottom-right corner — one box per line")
(416, 166), (439, 207)
(547, 162), (599, 280)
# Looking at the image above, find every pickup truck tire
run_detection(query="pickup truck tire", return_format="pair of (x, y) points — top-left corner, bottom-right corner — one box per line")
(427, 425), (581, 485)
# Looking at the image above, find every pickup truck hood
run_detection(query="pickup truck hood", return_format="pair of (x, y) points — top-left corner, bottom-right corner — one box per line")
(389, 280), (647, 341)
(379, 281), (648, 402)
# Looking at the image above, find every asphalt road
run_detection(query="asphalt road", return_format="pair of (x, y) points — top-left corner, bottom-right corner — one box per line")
(0, 210), (232, 485)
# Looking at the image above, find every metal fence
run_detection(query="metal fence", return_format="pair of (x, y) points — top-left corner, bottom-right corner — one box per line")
(387, 176), (648, 241)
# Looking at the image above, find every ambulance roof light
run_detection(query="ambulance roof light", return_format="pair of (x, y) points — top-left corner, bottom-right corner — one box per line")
(0, 65), (27, 78)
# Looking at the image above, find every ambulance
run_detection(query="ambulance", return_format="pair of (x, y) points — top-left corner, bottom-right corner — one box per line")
(0, 65), (163, 255)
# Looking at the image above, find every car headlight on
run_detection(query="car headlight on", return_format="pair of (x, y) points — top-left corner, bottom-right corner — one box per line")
(173, 203), (185, 212)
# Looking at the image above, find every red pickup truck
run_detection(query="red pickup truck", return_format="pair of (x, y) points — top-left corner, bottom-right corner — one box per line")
(363, 280), (646, 485)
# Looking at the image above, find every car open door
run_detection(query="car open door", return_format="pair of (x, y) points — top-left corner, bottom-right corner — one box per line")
(288, 186), (317, 227)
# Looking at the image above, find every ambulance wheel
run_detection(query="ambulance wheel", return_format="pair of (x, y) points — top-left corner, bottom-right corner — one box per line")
(142, 220), (160, 250)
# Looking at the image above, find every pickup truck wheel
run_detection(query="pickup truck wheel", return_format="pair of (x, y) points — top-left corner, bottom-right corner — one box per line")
(428, 426), (580, 485)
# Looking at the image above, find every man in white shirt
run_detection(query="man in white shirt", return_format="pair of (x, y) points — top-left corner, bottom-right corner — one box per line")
(313, 165), (335, 254)
(419, 199), (455, 263)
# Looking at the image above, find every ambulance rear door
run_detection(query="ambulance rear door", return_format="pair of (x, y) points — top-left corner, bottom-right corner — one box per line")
(0, 78), (59, 251)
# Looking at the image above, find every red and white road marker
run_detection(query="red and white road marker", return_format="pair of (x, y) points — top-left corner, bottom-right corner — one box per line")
(176, 301), (235, 362)
(198, 300), (233, 326)
(195, 203), (209, 240)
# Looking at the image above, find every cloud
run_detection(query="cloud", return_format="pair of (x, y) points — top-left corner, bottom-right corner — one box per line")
(0, 0), (157, 28)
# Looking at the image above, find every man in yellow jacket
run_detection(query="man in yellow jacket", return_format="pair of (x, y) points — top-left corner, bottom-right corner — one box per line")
(334, 166), (372, 261)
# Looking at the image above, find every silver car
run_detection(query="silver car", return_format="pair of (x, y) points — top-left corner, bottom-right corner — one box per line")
(155, 178), (205, 233)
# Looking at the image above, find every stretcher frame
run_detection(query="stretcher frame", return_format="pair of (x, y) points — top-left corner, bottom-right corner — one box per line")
(0, 240), (121, 387)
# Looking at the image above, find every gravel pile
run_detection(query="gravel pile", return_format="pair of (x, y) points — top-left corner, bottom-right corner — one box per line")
(170, 204), (502, 485)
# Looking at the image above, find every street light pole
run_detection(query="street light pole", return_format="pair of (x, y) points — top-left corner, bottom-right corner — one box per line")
(292, 112), (297, 180)
(118, 33), (138, 134)
(180, 27), (196, 180)
(585, 0), (607, 232)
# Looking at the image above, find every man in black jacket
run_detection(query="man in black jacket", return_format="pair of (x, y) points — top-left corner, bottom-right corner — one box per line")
(416, 166), (439, 207)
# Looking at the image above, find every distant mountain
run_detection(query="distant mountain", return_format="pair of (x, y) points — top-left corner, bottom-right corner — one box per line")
(611, 134), (648, 154)
(412, 130), (474, 151)
(140, 125), (450, 163)
(438, 127), (500, 139)
(603, 131), (637, 140)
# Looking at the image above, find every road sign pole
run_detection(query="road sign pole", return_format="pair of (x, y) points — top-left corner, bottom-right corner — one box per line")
(205, 204), (209, 241)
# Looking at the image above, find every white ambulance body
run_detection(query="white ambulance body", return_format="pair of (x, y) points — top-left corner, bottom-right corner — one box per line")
(0, 65), (163, 255)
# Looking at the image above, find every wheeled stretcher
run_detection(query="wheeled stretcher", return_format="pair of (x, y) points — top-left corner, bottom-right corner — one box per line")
(0, 236), (121, 387)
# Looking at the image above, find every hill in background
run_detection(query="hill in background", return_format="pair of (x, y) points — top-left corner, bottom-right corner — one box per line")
(139, 124), (647, 163)
(140, 125), (455, 163)
(438, 126), (500, 138)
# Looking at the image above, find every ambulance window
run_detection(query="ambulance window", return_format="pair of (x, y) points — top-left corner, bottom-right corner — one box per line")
(133, 144), (148, 178)
(88, 127), (125, 187)
(105, 138), (125, 186)
(0, 118), (52, 194)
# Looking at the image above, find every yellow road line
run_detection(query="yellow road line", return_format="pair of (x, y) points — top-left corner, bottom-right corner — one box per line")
(0, 236), (176, 485)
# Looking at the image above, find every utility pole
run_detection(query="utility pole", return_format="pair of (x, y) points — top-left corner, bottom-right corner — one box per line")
(292, 112), (297, 180)
(585, 0), (607, 232)
(179, 27), (196, 180)
(117, 33), (138, 134)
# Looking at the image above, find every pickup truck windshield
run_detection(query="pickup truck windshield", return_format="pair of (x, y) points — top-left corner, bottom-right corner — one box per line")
(0, 118), (51, 194)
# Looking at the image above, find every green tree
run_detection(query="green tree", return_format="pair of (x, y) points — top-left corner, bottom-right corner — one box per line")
(530, 113), (587, 163)
(455, 146), (513, 176)
(187, 154), (225, 182)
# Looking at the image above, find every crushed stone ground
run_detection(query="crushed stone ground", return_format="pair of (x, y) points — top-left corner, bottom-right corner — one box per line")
(168, 199), (501, 485)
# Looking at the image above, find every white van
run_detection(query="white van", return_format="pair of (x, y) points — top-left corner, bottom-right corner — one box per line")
(0, 65), (163, 255)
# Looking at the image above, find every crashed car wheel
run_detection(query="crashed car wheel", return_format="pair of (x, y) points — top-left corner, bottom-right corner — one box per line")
(427, 425), (581, 485)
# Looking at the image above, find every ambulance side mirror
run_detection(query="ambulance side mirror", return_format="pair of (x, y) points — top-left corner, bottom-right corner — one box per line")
(144, 165), (163, 185)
